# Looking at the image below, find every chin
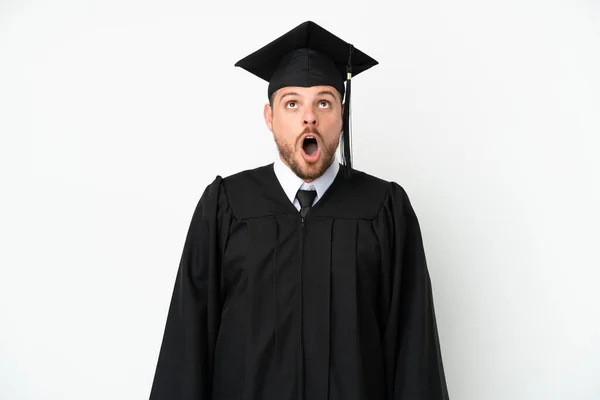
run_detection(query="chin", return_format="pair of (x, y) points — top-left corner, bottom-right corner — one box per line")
(293, 157), (329, 181)
(276, 137), (335, 181)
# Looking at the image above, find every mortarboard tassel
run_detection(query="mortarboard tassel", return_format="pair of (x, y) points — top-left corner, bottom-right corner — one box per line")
(342, 44), (354, 176)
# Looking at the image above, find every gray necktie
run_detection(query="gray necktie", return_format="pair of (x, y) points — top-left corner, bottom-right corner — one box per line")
(296, 190), (317, 219)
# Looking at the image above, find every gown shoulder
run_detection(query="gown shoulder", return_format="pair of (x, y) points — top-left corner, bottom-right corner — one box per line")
(310, 166), (410, 220)
(215, 163), (416, 221)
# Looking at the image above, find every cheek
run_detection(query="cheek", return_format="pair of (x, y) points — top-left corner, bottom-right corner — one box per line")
(321, 114), (343, 137)
(273, 111), (298, 139)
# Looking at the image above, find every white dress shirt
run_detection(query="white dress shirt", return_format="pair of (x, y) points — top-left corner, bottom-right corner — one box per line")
(273, 155), (340, 211)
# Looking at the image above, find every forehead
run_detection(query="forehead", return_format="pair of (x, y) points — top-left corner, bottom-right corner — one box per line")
(275, 85), (341, 100)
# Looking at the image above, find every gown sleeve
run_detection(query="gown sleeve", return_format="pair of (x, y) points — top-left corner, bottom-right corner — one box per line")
(380, 182), (450, 400)
(149, 176), (225, 400)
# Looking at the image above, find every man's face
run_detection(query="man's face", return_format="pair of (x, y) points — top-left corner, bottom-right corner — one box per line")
(264, 85), (343, 182)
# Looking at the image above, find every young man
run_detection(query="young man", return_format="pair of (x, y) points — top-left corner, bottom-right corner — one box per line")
(150, 21), (449, 400)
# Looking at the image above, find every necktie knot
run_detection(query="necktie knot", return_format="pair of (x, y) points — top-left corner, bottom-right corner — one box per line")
(296, 190), (317, 208)
(296, 190), (317, 218)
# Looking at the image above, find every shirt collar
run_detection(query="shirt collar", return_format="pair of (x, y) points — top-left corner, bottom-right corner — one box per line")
(273, 155), (340, 205)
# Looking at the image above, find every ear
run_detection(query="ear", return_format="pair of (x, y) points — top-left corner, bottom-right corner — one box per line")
(264, 103), (273, 132)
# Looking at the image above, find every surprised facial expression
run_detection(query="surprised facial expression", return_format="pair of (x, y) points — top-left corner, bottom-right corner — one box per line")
(264, 85), (343, 182)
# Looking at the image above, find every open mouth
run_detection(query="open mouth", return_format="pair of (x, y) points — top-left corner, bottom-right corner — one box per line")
(303, 136), (319, 156)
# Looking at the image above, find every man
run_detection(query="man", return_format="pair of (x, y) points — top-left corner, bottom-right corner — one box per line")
(150, 21), (449, 400)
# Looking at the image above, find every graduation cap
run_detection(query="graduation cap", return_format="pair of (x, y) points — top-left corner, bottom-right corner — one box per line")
(235, 21), (378, 171)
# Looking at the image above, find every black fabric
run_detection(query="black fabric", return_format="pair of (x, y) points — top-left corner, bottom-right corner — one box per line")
(267, 48), (346, 100)
(234, 21), (378, 99)
(296, 189), (317, 219)
(150, 164), (449, 400)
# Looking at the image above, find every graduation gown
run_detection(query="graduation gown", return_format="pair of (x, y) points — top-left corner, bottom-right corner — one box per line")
(149, 164), (449, 400)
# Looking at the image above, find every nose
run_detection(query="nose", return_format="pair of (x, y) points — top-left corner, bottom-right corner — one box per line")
(302, 105), (317, 126)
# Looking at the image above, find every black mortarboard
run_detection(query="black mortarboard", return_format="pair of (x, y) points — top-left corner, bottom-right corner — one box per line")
(235, 21), (378, 171)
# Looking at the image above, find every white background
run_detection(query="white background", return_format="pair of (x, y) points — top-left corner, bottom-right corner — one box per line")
(1, 0), (599, 399)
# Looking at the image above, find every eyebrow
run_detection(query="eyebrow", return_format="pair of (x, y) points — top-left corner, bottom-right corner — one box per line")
(316, 90), (337, 99)
(279, 92), (300, 103)
(278, 90), (338, 104)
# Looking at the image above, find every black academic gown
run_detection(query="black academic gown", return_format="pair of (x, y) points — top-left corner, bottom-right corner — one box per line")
(149, 164), (449, 400)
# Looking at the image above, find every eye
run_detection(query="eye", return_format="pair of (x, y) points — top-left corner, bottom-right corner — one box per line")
(318, 100), (331, 108)
(286, 101), (297, 109)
